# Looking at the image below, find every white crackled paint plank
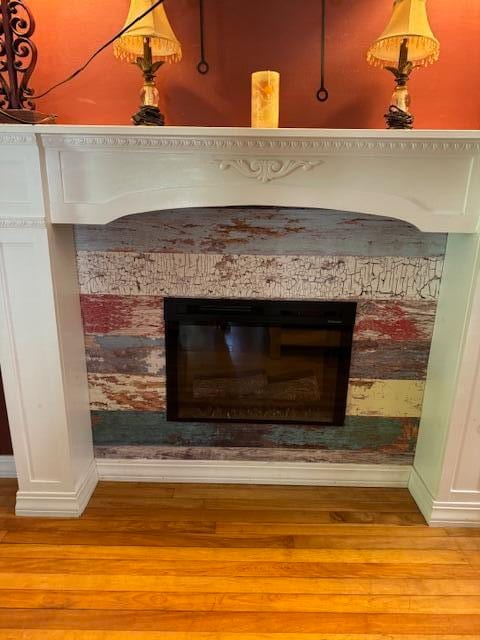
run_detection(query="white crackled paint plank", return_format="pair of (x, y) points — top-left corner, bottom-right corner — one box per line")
(88, 373), (423, 417)
(77, 252), (443, 301)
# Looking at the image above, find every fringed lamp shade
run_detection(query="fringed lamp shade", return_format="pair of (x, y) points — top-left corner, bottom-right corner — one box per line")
(113, 0), (182, 63)
(367, 0), (439, 67)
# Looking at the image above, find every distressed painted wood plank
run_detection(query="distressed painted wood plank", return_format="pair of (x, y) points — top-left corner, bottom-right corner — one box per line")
(76, 252), (444, 301)
(88, 375), (165, 412)
(347, 380), (424, 417)
(74, 209), (447, 257)
(80, 294), (164, 336)
(85, 335), (165, 375)
(88, 375), (423, 417)
(84, 336), (430, 380)
(94, 445), (415, 465)
(355, 300), (437, 342)
(350, 342), (431, 380)
(80, 297), (436, 342)
(91, 412), (418, 456)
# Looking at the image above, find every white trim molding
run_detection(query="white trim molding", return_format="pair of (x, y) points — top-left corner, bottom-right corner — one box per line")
(96, 459), (412, 488)
(15, 460), (98, 518)
(0, 455), (16, 478)
(409, 467), (480, 526)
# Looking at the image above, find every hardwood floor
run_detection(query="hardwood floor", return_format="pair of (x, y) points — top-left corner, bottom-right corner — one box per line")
(0, 478), (479, 638)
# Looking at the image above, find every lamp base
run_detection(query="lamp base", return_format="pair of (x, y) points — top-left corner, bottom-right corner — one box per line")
(385, 105), (414, 130)
(132, 105), (165, 127)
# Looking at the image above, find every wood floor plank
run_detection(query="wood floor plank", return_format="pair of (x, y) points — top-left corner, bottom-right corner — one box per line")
(215, 523), (450, 537)
(1, 531), (297, 548)
(0, 610), (479, 634)
(0, 543), (468, 564)
(1, 590), (480, 614)
(0, 574), (479, 596)
(3, 529), (468, 550)
(1, 530), (467, 550)
(0, 517), (217, 535)
(86, 497), (205, 510)
(0, 558), (478, 579)
(201, 497), (421, 513)
(83, 506), (426, 525)
(171, 484), (418, 502)
(0, 532), (5, 543)
(0, 633), (477, 640)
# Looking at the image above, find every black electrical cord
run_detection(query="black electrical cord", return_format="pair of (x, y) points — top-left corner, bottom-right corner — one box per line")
(0, 0), (167, 124)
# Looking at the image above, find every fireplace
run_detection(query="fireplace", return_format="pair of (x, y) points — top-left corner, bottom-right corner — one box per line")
(2, 126), (480, 524)
(165, 298), (356, 425)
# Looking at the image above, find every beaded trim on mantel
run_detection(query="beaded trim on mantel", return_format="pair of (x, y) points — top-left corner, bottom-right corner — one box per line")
(39, 134), (480, 155)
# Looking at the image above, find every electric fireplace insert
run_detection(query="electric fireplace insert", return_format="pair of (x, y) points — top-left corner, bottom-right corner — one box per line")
(165, 298), (356, 426)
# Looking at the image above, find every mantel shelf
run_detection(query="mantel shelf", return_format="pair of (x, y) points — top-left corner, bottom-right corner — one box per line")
(1, 124), (480, 232)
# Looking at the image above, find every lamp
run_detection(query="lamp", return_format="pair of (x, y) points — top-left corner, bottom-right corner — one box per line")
(367, 0), (439, 129)
(113, 0), (182, 126)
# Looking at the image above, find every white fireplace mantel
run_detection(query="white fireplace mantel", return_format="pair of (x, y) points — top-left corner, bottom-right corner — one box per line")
(1, 125), (479, 525)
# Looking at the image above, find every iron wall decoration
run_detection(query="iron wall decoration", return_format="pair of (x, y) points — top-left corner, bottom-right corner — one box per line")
(196, 0), (209, 74)
(0, 0), (53, 122)
(196, 0), (330, 104)
(316, 0), (329, 102)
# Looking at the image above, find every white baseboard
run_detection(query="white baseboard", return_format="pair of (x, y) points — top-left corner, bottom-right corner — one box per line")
(96, 458), (412, 487)
(15, 460), (98, 518)
(409, 467), (480, 527)
(0, 455), (16, 478)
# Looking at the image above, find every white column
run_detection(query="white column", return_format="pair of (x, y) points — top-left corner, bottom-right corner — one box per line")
(411, 233), (480, 525)
(0, 131), (96, 516)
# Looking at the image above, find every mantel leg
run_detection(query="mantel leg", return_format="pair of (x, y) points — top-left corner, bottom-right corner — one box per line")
(0, 223), (97, 517)
(411, 233), (480, 526)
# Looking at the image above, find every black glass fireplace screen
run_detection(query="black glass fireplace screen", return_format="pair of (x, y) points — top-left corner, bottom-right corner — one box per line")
(165, 298), (356, 426)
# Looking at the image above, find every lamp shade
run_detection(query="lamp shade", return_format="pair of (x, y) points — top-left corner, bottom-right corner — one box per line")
(367, 0), (439, 67)
(113, 0), (182, 63)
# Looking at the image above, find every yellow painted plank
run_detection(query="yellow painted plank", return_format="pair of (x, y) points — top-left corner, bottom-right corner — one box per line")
(347, 379), (425, 417)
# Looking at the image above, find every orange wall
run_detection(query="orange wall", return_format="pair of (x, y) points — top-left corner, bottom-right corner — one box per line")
(31, 0), (480, 129)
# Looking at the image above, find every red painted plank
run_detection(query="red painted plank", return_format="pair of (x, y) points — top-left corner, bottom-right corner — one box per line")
(80, 295), (164, 336)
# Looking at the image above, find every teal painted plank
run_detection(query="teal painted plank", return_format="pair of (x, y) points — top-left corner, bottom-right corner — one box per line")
(91, 411), (418, 454)
(74, 208), (447, 257)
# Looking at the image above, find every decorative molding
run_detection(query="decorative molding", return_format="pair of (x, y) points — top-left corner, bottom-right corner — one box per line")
(96, 458), (411, 487)
(218, 158), (321, 183)
(408, 467), (480, 526)
(0, 217), (46, 229)
(15, 460), (98, 518)
(40, 133), (480, 156)
(0, 133), (36, 145)
(0, 456), (16, 478)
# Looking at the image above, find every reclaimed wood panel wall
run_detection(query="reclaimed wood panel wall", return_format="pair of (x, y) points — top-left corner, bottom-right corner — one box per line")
(74, 208), (447, 465)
